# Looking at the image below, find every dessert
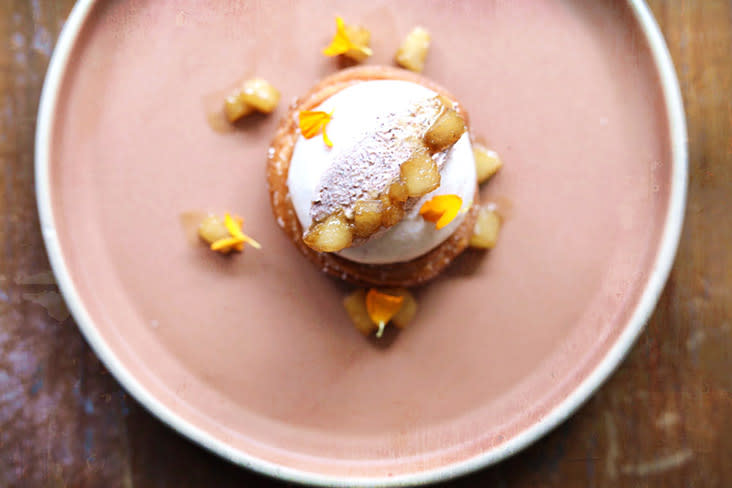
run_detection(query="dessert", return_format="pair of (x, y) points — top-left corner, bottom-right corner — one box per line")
(203, 19), (503, 337)
(267, 66), (481, 287)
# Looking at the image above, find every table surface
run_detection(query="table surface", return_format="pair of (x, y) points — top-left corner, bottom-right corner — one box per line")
(1, 1), (730, 486)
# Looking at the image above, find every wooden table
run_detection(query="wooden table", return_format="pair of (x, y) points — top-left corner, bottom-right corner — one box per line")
(1, 1), (730, 486)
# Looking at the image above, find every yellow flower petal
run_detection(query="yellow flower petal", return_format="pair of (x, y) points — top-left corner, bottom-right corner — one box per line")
(208, 213), (261, 253)
(224, 213), (245, 239)
(299, 109), (334, 147)
(322, 17), (350, 56)
(322, 124), (333, 148)
(211, 236), (242, 252)
(242, 235), (262, 249)
(419, 194), (463, 230)
(366, 289), (405, 338)
(322, 16), (372, 59)
(298, 110), (329, 138)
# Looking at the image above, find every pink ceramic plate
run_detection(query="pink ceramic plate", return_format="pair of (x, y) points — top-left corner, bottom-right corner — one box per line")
(36, 1), (686, 485)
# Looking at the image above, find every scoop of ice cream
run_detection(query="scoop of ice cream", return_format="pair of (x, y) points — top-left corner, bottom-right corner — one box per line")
(287, 80), (476, 265)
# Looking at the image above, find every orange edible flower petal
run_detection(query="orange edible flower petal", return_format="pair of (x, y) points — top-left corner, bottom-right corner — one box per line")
(224, 213), (262, 249)
(210, 236), (241, 252)
(210, 213), (261, 253)
(322, 16), (372, 58)
(322, 124), (333, 148)
(366, 289), (405, 338)
(299, 109), (334, 148)
(419, 194), (463, 230)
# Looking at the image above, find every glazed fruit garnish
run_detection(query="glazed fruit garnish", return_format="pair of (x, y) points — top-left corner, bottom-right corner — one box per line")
(473, 143), (503, 184)
(344, 288), (417, 337)
(395, 27), (431, 73)
(303, 212), (352, 252)
(386, 288), (418, 329)
(223, 93), (253, 123)
(352, 200), (384, 238)
(400, 151), (441, 197)
(419, 194), (463, 230)
(469, 207), (501, 249)
(239, 78), (281, 113)
(299, 109), (334, 147)
(197, 214), (230, 244)
(366, 289), (405, 338)
(199, 213), (261, 253)
(424, 106), (466, 153)
(224, 78), (280, 123)
(322, 16), (373, 62)
(343, 289), (374, 335)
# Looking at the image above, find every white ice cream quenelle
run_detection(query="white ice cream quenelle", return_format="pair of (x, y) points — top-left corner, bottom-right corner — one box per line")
(287, 80), (476, 265)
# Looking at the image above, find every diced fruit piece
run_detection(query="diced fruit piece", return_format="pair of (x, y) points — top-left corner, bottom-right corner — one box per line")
(198, 215), (230, 244)
(395, 26), (431, 72)
(223, 93), (254, 123)
(344, 24), (372, 62)
(469, 207), (501, 249)
(353, 200), (383, 237)
(381, 203), (405, 228)
(474, 144), (503, 183)
(424, 108), (466, 153)
(384, 288), (417, 329)
(437, 95), (455, 110)
(240, 78), (281, 113)
(400, 152), (441, 197)
(304, 214), (353, 252)
(343, 290), (376, 336)
(389, 181), (409, 203)
(223, 77), (280, 123)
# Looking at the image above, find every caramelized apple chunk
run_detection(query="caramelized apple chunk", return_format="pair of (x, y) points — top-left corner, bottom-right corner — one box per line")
(198, 215), (230, 244)
(400, 152), (441, 197)
(469, 207), (501, 249)
(381, 203), (406, 228)
(424, 107), (466, 153)
(240, 78), (281, 113)
(223, 78), (280, 123)
(304, 214), (353, 252)
(343, 289), (376, 336)
(343, 24), (372, 62)
(395, 27), (431, 73)
(385, 288), (417, 329)
(353, 200), (384, 237)
(473, 144), (503, 183)
(389, 181), (409, 203)
(223, 94), (254, 123)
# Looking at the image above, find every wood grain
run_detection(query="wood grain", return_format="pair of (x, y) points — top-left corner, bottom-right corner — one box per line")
(0, 1), (729, 486)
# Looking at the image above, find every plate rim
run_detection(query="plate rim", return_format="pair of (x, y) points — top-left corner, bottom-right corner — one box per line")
(35, 0), (688, 486)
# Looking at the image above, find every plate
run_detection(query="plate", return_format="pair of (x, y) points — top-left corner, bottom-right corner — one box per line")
(36, 1), (686, 485)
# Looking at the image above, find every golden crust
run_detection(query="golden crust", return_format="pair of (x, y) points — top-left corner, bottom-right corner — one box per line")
(266, 66), (478, 287)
